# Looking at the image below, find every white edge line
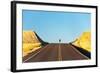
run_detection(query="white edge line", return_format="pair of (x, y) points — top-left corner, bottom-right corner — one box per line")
(23, 44), (49, 62)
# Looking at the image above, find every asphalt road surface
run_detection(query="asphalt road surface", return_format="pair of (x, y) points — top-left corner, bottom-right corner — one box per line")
(23, 43), (89, 63)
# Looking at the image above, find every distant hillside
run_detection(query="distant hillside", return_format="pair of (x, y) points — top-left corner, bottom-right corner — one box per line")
(72, 32), (91, 52)
(23, 31), (48, 57)
(23, 31), (40, 43)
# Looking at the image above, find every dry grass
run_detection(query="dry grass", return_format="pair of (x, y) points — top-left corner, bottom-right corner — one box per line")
(23, 31), (40, 43)
(22, 31), (42, 57)
(23, 43), (41, 57)
(72, 32), (91, 52)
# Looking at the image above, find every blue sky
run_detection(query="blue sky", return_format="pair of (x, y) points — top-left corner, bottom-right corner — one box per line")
(22, 10), (91, 43)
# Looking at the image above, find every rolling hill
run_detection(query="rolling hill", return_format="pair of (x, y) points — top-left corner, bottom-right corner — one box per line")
(72, 31), (91, 52)
(23, 31), (48, 57)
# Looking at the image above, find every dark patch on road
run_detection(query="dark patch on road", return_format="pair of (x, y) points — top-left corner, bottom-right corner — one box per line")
(70, 43), (91, 59)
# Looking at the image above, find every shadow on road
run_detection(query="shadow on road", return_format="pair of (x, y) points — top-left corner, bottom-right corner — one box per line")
(70, 43), (91, 59)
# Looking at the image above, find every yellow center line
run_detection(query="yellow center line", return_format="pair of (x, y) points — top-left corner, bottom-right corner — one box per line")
(58, 44), (62, 61)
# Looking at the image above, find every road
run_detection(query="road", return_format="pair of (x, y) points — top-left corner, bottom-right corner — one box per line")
(23, 43), (89, 63)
